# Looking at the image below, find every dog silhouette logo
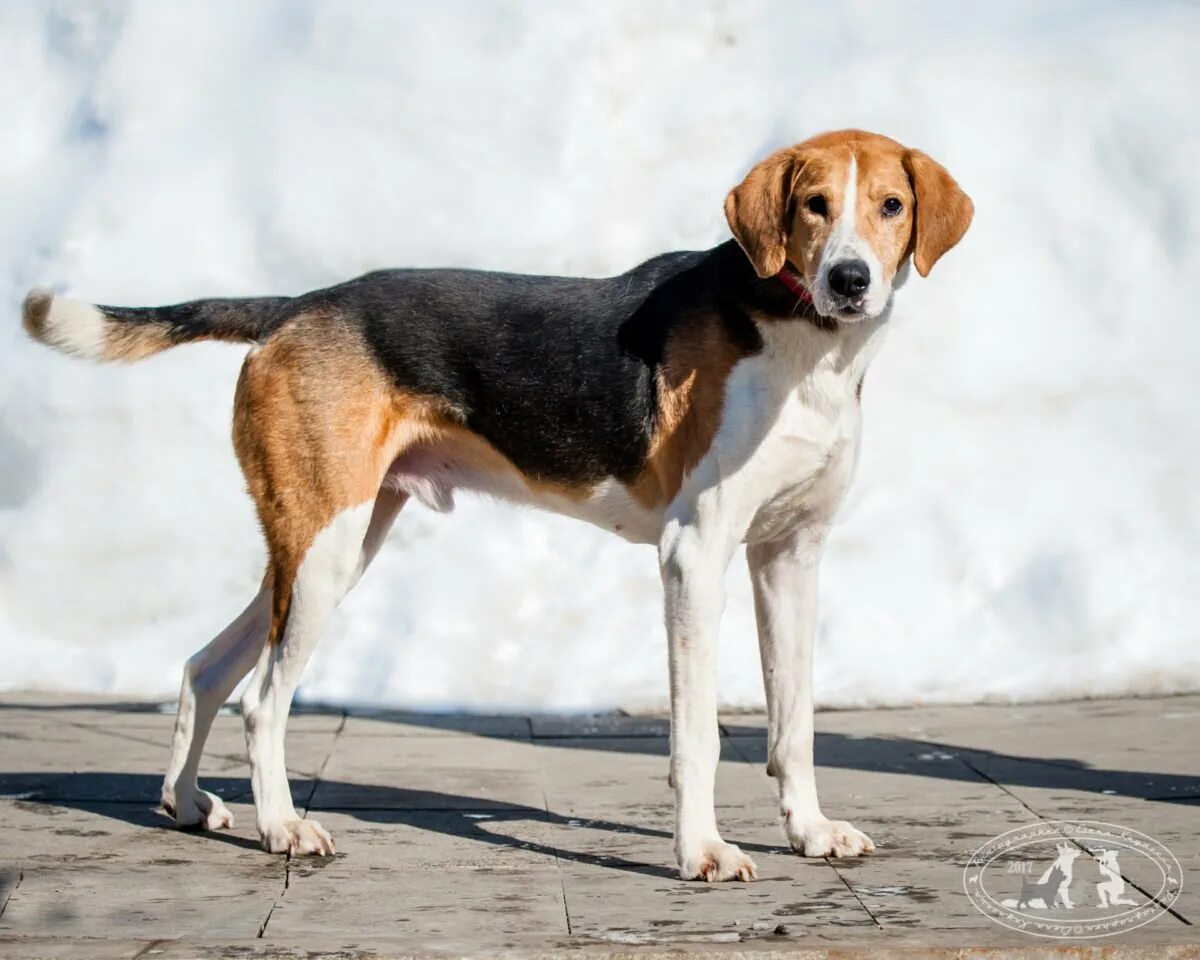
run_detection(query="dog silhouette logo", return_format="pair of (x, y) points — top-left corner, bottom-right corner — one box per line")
(1003, 842), (1081, 910)
(1014, 864), (1065, 910)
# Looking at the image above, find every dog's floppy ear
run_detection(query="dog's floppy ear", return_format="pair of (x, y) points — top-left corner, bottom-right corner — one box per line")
(724, 148), (799, 278)
(903, 149), (974, 277)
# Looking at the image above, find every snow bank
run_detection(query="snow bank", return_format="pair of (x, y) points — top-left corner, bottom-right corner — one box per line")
(2, 1), (1198, 710)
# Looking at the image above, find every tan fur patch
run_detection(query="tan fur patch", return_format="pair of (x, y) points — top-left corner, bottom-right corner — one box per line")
(902, 149), (975, 276)
(232, 314), (410, 645)
(20, 289), (53, 341)
(103, 323), (176, 362)
(628, 311), (756, 509)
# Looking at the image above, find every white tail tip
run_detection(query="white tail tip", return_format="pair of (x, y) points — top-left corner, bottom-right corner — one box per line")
(23, 289), (108, 359)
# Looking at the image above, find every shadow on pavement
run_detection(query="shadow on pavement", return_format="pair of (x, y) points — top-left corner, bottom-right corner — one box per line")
(3, 698), (1196, 804)
(1, 772), (722, 879)
(2, 700), (1197, 880)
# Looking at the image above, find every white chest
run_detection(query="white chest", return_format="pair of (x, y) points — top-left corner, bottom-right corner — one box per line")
(699, 316), (887, 543)
(741, 400), (861, 542)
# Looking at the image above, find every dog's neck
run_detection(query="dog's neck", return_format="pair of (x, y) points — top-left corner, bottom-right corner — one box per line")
(711, 240), (845, 333)
(775, 264), (814, 305)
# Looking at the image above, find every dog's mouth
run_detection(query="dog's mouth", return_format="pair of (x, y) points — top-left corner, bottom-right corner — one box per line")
(816, 296), (869, 322)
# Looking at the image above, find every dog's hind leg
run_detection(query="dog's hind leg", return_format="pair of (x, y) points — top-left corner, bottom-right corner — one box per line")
(160, 475), (402, 834)
(232, 487), (403, 854)
(241, 488), (405, 854)
(231, 324), (408, 855)
(242, 508), (369, 854)
(162, 585), (270, 830)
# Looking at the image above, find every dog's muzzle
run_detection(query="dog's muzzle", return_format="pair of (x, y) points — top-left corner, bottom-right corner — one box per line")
(827, 259), (870, 316)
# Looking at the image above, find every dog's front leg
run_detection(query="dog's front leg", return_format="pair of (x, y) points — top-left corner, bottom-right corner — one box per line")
(660, 516), (757, 882)
(747, 529), (874, 858)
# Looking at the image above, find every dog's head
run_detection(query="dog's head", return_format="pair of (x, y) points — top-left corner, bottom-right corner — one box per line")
(1056, 841), (1082, 863)
(724, 129), (973, 321)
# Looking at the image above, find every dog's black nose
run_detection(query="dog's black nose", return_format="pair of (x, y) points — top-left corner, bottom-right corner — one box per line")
(829, 260), (870, 297)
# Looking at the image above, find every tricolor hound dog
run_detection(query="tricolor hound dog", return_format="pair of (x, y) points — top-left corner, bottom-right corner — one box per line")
(22, 129), (972, 881)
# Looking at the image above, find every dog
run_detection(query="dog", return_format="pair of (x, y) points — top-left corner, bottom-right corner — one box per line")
(1015, 865), (1067, 910)
(21, 129), (972, 881)
(1095, 850), (1138, 907)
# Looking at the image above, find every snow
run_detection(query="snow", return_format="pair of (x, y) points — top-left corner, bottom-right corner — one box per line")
(1, 1), (1198, 710)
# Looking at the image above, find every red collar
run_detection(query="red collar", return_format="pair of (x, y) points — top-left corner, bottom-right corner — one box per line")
(776, 265), (813, 304)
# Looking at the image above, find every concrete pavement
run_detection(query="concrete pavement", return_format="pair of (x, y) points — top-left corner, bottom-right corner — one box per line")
(0, 693), (1197, 957)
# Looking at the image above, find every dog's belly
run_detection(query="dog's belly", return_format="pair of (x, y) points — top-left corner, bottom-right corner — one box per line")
(570, 478), (666, 543)
(384, 437), (663, 544)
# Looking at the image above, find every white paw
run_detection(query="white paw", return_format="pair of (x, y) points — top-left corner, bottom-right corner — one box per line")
(262, 818), (336, 856)
(168, 788), (235, 831)
(786, 814), (875, 858)
(678, 838), (758, 882)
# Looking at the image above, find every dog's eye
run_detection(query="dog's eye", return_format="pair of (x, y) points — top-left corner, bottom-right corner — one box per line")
(882, 197), (903, 217)
(805, 195), (827, 217)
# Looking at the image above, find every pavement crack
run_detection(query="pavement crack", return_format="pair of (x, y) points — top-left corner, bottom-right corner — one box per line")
(0, 865), (22, 919)
(829, 859), (881, 927)
(131, 938), (172, 959)
(539, 777), (572, 935)
(254, 710), (346, 939)
(255, 709), (345, 938)
(302, 709), (347, 815)
(254, 853), (291, 939)
(257, 897), (277, 938)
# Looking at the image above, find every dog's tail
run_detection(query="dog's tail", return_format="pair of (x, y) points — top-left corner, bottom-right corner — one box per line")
(22, 288), (293, 362)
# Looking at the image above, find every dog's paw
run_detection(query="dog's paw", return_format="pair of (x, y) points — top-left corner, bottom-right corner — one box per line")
(678, 839), (758, 882)
(786, 814), (875, 858)
(168, 788), (235, 832)
(262, 818), (336, 856)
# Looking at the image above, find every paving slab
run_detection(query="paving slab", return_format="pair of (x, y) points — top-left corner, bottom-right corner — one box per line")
(0, 854), (280, 939)
(0, 937), (150, 959)
(531, 714), (671, 738)
(293, 808), (555, 869)
(310, 771), (546, 813)
(341, 710), (530, 738)
(269, 863), (567, 942)
(0, 709), (339, 811)
(311, 732), (546, 811)
(0, 695), (342, 733)
(7, 801), (267, 863)
(537, 737), (776, 821)
(559, 856), (872, 942)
